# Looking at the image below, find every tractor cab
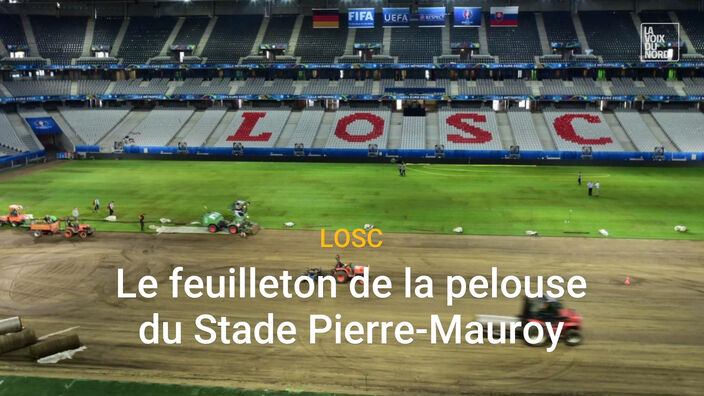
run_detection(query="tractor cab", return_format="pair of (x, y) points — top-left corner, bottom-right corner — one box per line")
(521, 296), (581, 325)
(520, 296), (583, 346)
(1, 205), (27, 226)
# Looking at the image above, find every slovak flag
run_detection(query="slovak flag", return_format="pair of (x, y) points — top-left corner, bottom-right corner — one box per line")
(490, 6), (518, 27)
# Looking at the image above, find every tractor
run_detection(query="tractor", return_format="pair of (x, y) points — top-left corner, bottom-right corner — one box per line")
(521, 296), (583, 346)
(476, 296), (583, 347)
(0, 205), (27, 227)
(64, 220), (95, 239)
(201, 201), (260, 237)
(201, 211), (240, 234)
(332, 264), (366, 284)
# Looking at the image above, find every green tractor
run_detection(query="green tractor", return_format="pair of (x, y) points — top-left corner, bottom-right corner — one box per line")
(201, 211), (239, 234)
(201, 201), (260, 237)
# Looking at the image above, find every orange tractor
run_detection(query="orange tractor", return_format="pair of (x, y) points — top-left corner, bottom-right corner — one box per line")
(0, 205), (27, 227)
(29, 217), (94, 240)
(63, 220), (95, 239)
(332, 264), (367, 283)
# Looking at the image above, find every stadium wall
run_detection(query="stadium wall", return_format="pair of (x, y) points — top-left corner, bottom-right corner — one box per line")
(0, 150), (46, 171)
(74, 146), (704, 166)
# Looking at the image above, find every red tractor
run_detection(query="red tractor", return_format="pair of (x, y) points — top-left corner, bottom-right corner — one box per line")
(0, 205), (27, 227)
(332, 264), (366, 283)
(521, 296), (583, 346)
(64, 221), (95, 239)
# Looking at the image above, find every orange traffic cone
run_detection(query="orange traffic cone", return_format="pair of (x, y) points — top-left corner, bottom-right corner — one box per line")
(624, 276), (631, 286)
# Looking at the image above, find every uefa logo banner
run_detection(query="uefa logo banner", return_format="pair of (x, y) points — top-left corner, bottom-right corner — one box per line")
(640, 23), (680, 62)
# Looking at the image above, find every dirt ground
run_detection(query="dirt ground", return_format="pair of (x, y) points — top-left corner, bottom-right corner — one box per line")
(0, 229), (702, 395)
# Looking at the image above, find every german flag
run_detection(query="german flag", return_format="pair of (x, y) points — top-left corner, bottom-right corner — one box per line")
(313, 9), (339, 29)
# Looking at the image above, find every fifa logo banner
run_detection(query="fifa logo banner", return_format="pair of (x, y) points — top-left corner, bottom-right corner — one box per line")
(348, 8), (375, 28)
(418, 7), (446, 27)
(383, 8), (410, 28)
(454, 7), (482, 27)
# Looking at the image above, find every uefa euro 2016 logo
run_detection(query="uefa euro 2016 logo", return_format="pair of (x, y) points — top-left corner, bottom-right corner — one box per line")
(640, 23), (680, 62)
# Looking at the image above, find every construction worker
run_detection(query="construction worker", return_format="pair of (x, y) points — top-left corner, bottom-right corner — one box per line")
(72, 207), (79, 221)
(139, 214), (145, 231)
(93, 198), (100, 212)
(108, 201), (115, 216)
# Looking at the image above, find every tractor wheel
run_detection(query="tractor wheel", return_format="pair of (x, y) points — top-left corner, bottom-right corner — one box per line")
(564, 329), (583, 346)
(208, 224), (218, 233)
(524, 324), (548, 347)
(228, 225), (238, 234)
(64, 231), (72, 238)
(79, 231), (88, 239)
(32, 230), (42, 238)
(334, 270), (349, 284)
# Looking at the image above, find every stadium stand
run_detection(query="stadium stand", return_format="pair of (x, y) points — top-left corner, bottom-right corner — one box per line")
(458, 79), (532, 96)
(438, 108), (503, 150)
(542, 12), (579, 45)
(325, 108), (390, 149)
(118, 17), (177, 64)
(92, 17), (123, 48)
(676, 11), (704, 54)
(354, 14), (384, 43)
(236, 78), (295, 95)
(126, 108), (195, 146)
(181, 109), (227, 147)
(59, 108), (130, 145)
(543, 108), (623, 151)
(0, 112), (29, 153)
(201, 15), (263, 63)
(486, 13), (542, 63)
(540, 79), (604, 96)
(390, 21), (442, 63)
(613, 110), (663, 152)
(172, 78), (232, 95)
(112, 78), (169, 95)
(450, 24), (480, 47)
(2, 80), (71, 97)
(650, 109), (704, 152)
(288, 109), (325, 148)
(262, 15), (297, 44)
(295, 16), (348, 63)
(0, 14), (28, 47)
(76, 80), (111, 96)
(338, 79), (374, 95)
(174, 17), (209, 46)
(579, 11), (640, 62)
(30, 16), (86, 64)
(507, 109), (544, 151)
(610, 77), (677, 96)
(400, 117), (426, 149)
(214, 109), (291, 147)
(301, 79), (336, 95)
(683, 78), (704, 95)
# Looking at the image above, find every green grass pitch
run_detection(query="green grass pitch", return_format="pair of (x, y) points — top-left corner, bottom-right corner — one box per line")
(0, 160), (702, 240)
